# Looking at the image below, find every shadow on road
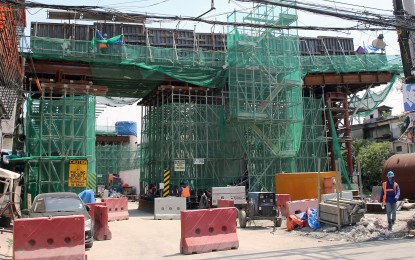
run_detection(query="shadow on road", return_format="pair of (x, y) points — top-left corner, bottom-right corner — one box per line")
(196, 239), (413, 260)
(128, 208), (153, 218)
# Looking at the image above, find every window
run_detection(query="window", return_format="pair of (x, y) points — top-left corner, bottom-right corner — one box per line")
(396, 146), (402, 153)
(33, 196), (84, 213)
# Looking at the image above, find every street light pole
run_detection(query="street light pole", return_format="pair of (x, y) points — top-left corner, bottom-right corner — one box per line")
(393, 0), (415, 83)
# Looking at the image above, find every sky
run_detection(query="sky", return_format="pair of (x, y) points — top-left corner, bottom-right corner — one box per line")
(22, 0), (408, 128)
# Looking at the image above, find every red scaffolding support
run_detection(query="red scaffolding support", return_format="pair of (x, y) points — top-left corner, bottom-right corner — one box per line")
(325, 91), (353, 178)
(0, 3), (23, 119)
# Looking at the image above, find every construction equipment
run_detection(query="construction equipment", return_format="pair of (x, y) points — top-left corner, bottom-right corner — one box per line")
(0, 168), (22, 227)
(238, 192), (281, 230)
(211, 186), (246, 207)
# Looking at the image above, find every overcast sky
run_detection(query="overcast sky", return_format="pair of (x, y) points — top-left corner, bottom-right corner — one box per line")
(24, 0), (407, 129)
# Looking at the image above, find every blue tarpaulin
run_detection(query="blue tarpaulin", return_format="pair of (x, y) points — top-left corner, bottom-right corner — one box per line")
(115, 121), (137, 136)
(307, 208), (321, 229)
(79, 189), (96, 204)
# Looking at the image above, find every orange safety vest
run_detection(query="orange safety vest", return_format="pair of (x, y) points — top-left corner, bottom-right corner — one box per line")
(181, 186), (190, 198)
(382, 181), (397, 204)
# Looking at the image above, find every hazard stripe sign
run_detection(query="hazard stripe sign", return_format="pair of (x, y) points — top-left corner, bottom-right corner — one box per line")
(163, 169), (170, 197)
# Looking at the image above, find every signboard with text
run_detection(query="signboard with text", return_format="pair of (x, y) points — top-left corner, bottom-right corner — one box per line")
(68, 159), (88, 187)
(174, 160), (185, 172)
(193, 158), (205, 165)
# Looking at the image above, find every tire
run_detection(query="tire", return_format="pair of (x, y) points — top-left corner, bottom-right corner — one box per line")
(239, 210), (247, 228)
(85, 242), (94, 249)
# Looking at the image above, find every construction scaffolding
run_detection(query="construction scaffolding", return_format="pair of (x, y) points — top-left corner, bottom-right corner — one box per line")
(227, 2), (304, 191)
(0, 3), (23, 119)
(95, 143), (140, 185)
(296, 97), (329, 172)
(140, 86), (245, 191)
(25, 34), (401, 98)
(24, 92), (96, 199)
(20, 8), (403, 194)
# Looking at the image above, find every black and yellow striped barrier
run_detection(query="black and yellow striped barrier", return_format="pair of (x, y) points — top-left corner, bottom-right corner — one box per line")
(87, 172), (96, 190)
(163, 169), (170, 197)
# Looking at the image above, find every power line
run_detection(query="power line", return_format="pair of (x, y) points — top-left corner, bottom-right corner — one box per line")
(236, 0), (413, 30)
(2, 0), (408, 31)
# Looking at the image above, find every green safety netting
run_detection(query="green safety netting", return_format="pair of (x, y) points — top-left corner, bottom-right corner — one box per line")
(139, 100), (246, 191)
(22, 95), (96, 199)
(226, 3), (304, 191)
(96, 144), (140, 186)
(349, 74), (399, 117)
(301, 54), (402, 75)
(24, 2), (403, 193)
(28, 36), (227, 95)
(328, 107), (353, 190)
(27, 35), (401, 98)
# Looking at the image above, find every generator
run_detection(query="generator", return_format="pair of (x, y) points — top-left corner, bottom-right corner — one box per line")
(238, 192), (281, 230)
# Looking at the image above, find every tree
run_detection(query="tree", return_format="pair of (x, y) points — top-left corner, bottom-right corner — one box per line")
(355, 141), (392, 190)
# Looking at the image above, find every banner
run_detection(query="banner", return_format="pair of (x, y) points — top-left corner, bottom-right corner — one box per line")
(399, 114), (415, 144)
(403, 84), (415, 112)
(68, 159), (88, 187)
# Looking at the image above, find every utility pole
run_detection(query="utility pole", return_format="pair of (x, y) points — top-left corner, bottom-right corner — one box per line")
(393, 0), (415, 83)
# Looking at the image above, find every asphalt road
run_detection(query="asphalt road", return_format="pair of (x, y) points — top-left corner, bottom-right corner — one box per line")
(87, 202), (415, 260)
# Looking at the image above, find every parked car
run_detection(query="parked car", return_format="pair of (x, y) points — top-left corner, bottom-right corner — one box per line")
(22, 192), (94, 248)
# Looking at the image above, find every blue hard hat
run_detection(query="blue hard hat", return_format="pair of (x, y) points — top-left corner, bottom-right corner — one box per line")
(387, 171), (394, 178)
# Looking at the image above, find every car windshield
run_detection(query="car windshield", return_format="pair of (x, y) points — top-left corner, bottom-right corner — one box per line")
(33, 196), (84, 213)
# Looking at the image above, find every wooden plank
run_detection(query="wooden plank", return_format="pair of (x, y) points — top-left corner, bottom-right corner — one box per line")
(320, 211), (348, 225)
(41, 82), (108, 96)
(325, 199), (364, 205)
(319, 203), (346, 214)
(303, 72), (393, 86)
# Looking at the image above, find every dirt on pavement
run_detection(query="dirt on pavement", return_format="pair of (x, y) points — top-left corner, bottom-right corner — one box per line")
(286, 208), (415, 243)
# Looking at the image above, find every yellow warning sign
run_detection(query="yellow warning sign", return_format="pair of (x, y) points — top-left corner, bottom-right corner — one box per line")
(68, 160), (88, 187)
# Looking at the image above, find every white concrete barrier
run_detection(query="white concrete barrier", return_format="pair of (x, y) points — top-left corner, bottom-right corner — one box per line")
(154, 197), (186, 220)
(321, 191), (353, 202)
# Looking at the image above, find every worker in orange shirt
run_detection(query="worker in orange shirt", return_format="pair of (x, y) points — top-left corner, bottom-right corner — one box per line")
(380, 171), (400, 231)
(179, 182), (191, 203)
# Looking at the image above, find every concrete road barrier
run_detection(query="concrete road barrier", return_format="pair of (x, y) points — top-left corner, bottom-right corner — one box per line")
(14, 215), (86, 260)
(154, 197), (186, 220)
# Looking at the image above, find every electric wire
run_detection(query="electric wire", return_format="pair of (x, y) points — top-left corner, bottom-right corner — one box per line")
(3, 0), (413, 31)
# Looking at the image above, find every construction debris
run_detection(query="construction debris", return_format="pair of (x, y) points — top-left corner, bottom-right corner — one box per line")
(289, 210), (415, 243)
(319, 199), (366, 227)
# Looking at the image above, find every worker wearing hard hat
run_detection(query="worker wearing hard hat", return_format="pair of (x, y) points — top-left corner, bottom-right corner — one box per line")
(380, 171), (400, 231)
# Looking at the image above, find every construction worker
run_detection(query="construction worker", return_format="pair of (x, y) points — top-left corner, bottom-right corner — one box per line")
(380, 171), (400, 231)
(147, 183), (157, 200)
(179, 182), (191, 203)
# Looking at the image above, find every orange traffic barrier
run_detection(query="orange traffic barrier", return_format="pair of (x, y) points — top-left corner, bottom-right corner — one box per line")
(85, 202), (106, 221)
(101, 197), (129, 221)
(13, 215), (86, 260)
(276, 194), (291, 217)
(94, 205), (112, 241)
(180, 207), (239, 254)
